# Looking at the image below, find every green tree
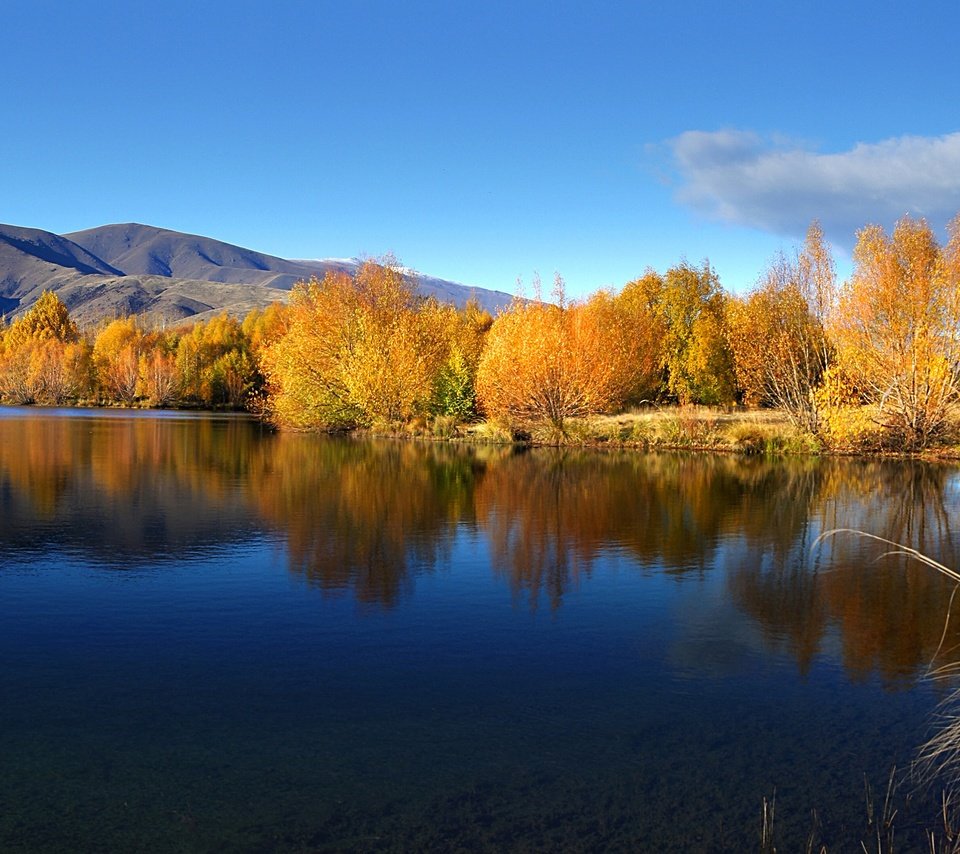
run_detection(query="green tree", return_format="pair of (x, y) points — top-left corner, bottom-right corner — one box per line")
(655, 262), (735, 405)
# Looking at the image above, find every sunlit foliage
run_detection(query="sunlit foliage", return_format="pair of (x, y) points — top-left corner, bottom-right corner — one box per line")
(476, 278), (660, 433)
(428, 298), (492, 419)
(0, 292), (87, 404)
(612, 272), (668, 403)
(727, 222), (836, 432)
(7, 213), (960, 456)
(93, 316), (145, 404)
(137, 331), (180, 407)
(261, 259), (449, 429)
(4, 290), (79, 350)
(242, 302), (289, 355)
(647, 262), (736, 405)
(176, 312), (258, 408)
(832, 216), (960, 449)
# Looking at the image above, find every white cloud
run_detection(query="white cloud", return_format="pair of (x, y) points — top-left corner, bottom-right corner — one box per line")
(669, 130), (960, 246)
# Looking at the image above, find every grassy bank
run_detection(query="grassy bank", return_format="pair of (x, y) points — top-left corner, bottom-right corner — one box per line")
(365, 404), (960, 459)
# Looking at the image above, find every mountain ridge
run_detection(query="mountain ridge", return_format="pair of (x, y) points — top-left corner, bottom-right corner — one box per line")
(0, 221), (514, 325)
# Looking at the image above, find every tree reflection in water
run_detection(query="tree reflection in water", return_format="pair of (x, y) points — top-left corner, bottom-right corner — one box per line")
(3, 410), (960, 688)
(250, 436), (501, 607)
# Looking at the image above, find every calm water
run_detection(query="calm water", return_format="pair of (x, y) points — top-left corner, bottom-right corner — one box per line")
(4, 409), (960, 851)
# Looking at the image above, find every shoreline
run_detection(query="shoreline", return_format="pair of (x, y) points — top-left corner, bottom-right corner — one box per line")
(7, 400), (960, 461)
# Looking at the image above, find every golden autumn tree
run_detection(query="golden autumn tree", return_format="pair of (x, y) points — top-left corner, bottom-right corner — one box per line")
(727, 222), (836, 432)
(0, 291), (88, 404)
(175, 312), (256, 408)
(476, 277), (660, 434)
(613, 271), (668, 403)
(427, 298), (492, 419)
(649, 262), (735, 405)
(832, 215), (960, 450)
(27, 339), (94, 404)
(4, 291), (79, 350)
(137, 330), (181, 407)
(261, 258), (448, 429)
(93, 316), (145, 404)
(242, 302), (289, 357)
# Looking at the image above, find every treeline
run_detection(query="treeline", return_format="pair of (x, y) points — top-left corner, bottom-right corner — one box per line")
(0, 292), (285, 408)
(262, 216), (960, 451)
(6, 213), (960, 451)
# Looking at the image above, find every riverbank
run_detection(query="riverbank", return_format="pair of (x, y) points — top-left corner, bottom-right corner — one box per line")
(8, 398), (960, 459)
(364, 404), (960, 460)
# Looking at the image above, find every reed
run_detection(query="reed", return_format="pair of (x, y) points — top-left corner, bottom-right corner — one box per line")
(809, 529), (960, 853)
(813, 529), (960, 585)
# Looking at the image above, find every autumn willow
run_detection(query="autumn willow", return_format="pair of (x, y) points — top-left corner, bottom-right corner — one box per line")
(6, 214), (960, 452)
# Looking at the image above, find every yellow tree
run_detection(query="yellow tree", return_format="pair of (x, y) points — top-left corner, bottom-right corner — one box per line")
(93, 317), (144, 404)
(614, 271), (668, 403)
(727, 222), (836, 432)
(137, 330), (181, 407)
(0, 291), (83, 404)
(832, 215), (960, 449)
(242, 303), (289, 357)
(341, 261), (447, 422)
(0, 344), (34, 403)
(427, 298), (492, 419)
(476, 278), (660, 433)
(4, 291), (79, 350)
(175, 312), (254, 407)
(27, 340), (94, 404)
(262, 259), (448, 429)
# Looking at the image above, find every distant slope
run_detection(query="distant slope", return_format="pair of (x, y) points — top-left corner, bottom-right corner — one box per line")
(50, 275), (291, 327)
(0, 224), (122, 280)
(66, 223), (516, 311)
(0, 221), (515, 324)
(64, 223), (320, 290)
(0, 224), (126, 314)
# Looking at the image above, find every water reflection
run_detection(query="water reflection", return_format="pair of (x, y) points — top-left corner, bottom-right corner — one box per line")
(0, 411), (261, 561)
(3, 409), (960, 685)
(250, 437), (499, 606)
(729, 461), (960, 687)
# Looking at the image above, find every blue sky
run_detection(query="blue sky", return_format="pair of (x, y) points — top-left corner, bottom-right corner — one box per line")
(5, 0), (960, 298)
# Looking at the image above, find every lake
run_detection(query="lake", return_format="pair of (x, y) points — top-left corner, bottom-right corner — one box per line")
(3, 408), (960, 851)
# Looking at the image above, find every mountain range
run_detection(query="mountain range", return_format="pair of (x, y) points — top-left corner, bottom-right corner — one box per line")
(0, 222), (514, 325)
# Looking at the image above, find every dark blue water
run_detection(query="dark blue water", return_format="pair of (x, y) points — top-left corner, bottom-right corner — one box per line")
(3, 408), (960, 851)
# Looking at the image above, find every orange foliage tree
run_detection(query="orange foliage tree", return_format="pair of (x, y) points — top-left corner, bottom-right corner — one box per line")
(727, 222), (836, 432)
(476, 277), (660, 433)
(94, 317), (144, 404)
(242, 303), (289, 356)
(0, 292), (90, 404)
(261, 259), (448, 429)
(832, 215), (960, 449)
(137, 330), (180, 407)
